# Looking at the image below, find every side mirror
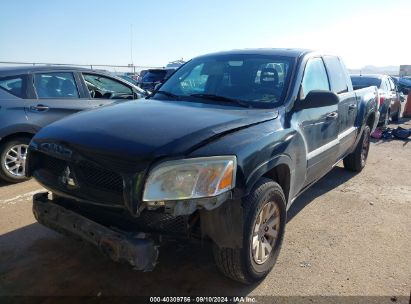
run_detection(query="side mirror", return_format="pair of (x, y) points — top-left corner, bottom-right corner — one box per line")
(295, 90), (339, 111)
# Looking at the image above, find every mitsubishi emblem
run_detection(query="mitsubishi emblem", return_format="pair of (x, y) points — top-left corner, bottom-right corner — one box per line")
(61, 166), (77, 187)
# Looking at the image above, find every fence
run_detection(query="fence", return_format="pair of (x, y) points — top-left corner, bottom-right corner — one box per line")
(0, 61), (162, 75)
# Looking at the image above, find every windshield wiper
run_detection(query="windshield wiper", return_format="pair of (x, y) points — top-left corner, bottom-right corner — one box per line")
(189, 94), (251, 108)
(153, 90), (180, 99)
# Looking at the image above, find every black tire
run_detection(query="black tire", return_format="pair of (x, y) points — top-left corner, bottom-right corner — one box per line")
(213, 178), (287, 284)
(384, 109), (390, 127)
(0, 137), (31, 183)
(343, 126), (370, 172)
(392, 110), (400, 122)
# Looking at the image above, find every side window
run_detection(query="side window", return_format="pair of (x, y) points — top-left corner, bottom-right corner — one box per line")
(0, 76), (26, 98)
(83, 74), (133, 99)
(301, 58), (330, 98)
(388, 78), (395, 91)
(323, 56), (349, 94)
(381, 78), (389, 91)
(34, 72), (79, 99)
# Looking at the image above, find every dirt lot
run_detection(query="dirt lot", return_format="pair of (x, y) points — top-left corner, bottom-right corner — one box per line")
(0, 120), (410, 299)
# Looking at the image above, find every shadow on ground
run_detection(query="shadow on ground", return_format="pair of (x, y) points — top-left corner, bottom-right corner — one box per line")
(0, 180), (11, 188)
(287, 166), (356, 222)
(0, 167), (356, 296)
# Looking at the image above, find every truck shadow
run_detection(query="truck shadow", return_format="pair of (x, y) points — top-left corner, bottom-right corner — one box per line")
(0, 166), (356, 297)
(287, 166), (356, 222)
(0, 180), (11, 187)
(0, 223), (256, 297)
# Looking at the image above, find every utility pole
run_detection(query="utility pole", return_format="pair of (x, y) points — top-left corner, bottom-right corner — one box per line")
(130, 24), (134, 74)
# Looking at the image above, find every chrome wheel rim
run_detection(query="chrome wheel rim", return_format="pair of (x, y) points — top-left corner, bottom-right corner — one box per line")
(251, 201), (281, 265)
(3, 144), (28, 177)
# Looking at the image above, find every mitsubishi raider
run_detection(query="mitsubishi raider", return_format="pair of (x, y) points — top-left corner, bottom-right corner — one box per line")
(27, 49), (378, 284)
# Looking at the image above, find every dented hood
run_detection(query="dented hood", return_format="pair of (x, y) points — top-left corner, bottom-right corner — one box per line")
(32, 99), (278, 164)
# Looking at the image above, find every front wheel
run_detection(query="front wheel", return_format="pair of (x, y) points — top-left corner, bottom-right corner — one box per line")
(213, 178), (287, 284)
(0, 137), (31, 183)
(343, 126), (370, 172)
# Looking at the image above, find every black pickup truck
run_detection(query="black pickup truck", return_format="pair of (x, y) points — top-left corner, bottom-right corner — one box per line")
(27, 49), (378, 284)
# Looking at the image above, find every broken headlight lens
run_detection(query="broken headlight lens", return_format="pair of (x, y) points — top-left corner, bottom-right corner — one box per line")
(142, 156), (236, 201)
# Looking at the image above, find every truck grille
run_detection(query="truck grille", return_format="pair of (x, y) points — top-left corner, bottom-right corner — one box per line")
(33, 152), (124, 205)
(136, 211), (188, 235)
(76, 161), (123, 193)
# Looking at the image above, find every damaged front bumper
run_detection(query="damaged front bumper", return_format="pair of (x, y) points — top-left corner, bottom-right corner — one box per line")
(32, 192), (159, 271)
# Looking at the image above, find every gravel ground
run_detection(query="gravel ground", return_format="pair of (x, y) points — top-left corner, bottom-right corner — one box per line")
(0, 119), (410, 300)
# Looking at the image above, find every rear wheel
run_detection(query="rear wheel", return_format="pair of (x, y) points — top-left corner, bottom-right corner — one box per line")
(343, 126), (370, 172)
(213, 178), (286, 284)
(0, 137), (31, 183)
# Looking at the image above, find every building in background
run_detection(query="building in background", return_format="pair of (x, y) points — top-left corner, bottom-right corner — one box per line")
(166, 59), (185, 68)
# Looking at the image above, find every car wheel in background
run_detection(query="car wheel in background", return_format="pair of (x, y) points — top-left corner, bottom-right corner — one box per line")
(343, 126), (371, 172)
(213, 178), (286, 284)
(392, 109), (400, 122)
(383, 109), (390, 127)
(0, 137), (31, 183)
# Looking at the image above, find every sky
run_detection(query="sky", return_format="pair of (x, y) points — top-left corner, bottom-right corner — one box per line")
(1, 0), (410, 69)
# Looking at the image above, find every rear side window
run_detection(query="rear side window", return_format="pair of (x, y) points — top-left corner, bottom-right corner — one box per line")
(350, 76), (381, 89)
(381, 78), (389, 91)
(301, 57), (330, 97)
(323, 56), (349, 93)
(142, 70), (167, 82)
(34, 72), (79, 99)
(0, 76), (26, 98)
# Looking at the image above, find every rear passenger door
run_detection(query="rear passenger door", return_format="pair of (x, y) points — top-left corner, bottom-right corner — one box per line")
(323, 56), (358, 157)
(25, 71), (92, 130)
(0, 75), (31, 134)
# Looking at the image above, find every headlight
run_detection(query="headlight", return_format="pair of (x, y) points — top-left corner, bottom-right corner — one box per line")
(143, 156), (236, 201)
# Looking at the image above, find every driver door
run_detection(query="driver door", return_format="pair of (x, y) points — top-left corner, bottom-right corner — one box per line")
(296, 57), (339, 185)
(80, 72), (136, 108)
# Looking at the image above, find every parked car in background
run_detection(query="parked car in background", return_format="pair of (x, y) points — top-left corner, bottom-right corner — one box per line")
(390, 76), (406, 102)
(0, 66), (148, 183)
(118, 74), (140, 86)
(136, 69), (148, 83)
(398, 76), (411, 95)
(138, 68), (176, 91)
(350, 74), (401, 126)
(28, 49), (378, 284)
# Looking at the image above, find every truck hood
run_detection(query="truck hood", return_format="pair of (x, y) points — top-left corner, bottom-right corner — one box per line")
(32, 99), (278, 167)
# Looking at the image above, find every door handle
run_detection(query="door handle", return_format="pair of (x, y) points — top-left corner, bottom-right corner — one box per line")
(348, 104), (357, 110)
(326, 112), (338, 120)
(30, 104), (49, 112)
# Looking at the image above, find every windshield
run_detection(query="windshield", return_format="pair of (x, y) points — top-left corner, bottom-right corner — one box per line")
(350, 76), (382, 89)
(153, 54), (294, 108)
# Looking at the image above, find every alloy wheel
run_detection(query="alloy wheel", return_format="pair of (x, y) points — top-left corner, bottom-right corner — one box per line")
(3, 144), (28, 177)
(251, 201), (281, 264)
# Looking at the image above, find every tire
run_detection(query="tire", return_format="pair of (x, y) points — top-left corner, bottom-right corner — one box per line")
(343, 125), (370, 172)
(0, 137), (31, 183)
(213, 178), (287, 284)
(392, 110), (400, 122)
(383, 109), (390, 127)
